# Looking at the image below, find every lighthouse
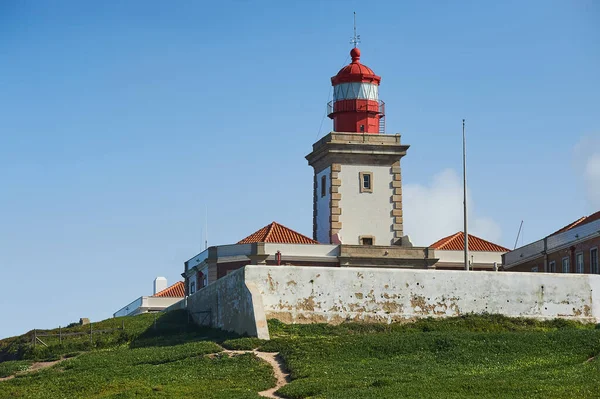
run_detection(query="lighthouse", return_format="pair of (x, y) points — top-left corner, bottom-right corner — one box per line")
(306, 45), (411, 247)
(328, 47), (384, 134)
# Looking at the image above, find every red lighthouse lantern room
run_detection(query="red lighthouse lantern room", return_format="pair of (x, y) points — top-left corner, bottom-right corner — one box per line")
(328, 47), (384, 134)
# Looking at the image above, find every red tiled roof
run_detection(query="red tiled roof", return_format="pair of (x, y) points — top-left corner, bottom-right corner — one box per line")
(430, 232), (509, 252)
(153, 281), (185, 298)
(237, 222), (318, 245)
(550, 210), (600, 236)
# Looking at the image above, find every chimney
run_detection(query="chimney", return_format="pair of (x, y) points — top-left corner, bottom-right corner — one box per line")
(153, 277), (167, 295)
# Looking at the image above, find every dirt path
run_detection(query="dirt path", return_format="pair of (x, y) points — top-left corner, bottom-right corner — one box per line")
(0, 358), (66, 382)
(218, 350), (290, 398)
(2, 350), (291, 397)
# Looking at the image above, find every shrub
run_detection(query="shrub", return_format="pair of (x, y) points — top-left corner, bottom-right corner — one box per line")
(0, 360), (32, 378)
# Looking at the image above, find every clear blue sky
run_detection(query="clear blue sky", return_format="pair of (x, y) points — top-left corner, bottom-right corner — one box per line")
(1, 1), (598, 339)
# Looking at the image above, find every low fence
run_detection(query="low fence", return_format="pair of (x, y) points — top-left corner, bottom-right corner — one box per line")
(31, 320), (126, 348)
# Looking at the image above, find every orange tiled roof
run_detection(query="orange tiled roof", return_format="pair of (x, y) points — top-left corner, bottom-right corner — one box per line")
(237, 222), (318, 245)
(550, 210), (600, 236)
(430, 232), (509, 252)
(153, 281), (185, 298)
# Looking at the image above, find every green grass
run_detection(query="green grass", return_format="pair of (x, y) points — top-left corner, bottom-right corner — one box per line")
(263, 316), (600, 399)
(0, 311), (273, 398)
(0, 341), (275, 398)
(0, 310), (233, 362)
(1, 313), (599, 398)
(0, 360), (32, 378)
(222, 337), (267, 351)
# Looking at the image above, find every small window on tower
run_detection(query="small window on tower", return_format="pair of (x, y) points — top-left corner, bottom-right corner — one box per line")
(360, 236), (374, 246)
(359, 172), (373, 193)
(321, 175), (326, 197)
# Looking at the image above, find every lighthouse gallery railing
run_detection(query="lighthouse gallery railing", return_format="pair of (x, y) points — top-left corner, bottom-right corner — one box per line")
(327, 99), (385, 116)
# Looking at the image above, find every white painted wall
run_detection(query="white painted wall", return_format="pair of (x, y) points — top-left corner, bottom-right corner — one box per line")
(316, 167), (331, 243)
(113, 296), (183, 317)
(246, 266), (600, 324)
(437, 250), (504, 268)
(264, 243), (339, 261)
(144, 297), (183, 309)
(338, 164), (393, 245)
(175, 264), (600, 338)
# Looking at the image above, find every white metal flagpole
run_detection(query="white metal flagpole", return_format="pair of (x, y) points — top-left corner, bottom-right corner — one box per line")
(463, 119), (470, 271)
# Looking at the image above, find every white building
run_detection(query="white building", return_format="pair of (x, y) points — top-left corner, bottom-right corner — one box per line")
(430, 232), (508, 271)
(114, 277), (185, 317)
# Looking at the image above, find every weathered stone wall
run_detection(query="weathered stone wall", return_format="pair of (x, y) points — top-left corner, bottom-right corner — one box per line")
(183, 265), (600, 339)
(245, 265), (600, 324)
(186, 267), (269, 339)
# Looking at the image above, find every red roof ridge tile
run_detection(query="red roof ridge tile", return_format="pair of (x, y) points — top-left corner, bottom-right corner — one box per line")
(430, 232), (462, 251)
(264, 221), (277, 242)
(237, 221), (318, 245)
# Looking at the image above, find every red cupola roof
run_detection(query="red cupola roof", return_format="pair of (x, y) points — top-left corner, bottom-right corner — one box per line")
(331, 47), (381, 85)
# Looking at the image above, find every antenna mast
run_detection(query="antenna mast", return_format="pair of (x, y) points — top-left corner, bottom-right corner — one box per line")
(463, 119), (469, 271)
(351, 12), (361, 47)
(514, 220), (524, 250)
(205, 205), (208, 250)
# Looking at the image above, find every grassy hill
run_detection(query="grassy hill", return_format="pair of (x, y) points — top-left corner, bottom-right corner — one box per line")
(0, 312), (599, 398)
(0, 311), (229, 362)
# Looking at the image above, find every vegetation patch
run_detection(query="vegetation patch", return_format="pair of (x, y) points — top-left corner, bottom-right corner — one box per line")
(221, 338), (268, 351)
(0, 360), (32, 378)
(270, 315), (600, 399)
(1, 313), (599, 398)
(0, 310), (230, 362)
(0, 342), (275, 398)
